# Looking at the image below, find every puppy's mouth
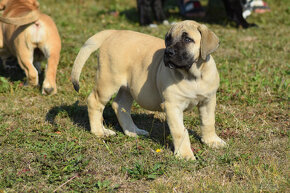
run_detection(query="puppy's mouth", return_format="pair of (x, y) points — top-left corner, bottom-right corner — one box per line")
(164, 57), (194, 70)
(163, 54), (179, 69)
(164, 61), (176, 69)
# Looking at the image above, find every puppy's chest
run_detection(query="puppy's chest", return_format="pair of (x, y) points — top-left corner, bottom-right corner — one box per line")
(184, 94), (209, 111)
(176, 80), (218, 111)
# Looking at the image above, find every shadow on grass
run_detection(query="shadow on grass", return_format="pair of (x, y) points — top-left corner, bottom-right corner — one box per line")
(45, 101), (173, 144)
(46, 101), (91, 131)
(45, 100), (201, 147)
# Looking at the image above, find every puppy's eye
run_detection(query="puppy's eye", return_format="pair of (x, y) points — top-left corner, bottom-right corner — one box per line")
(184, 37), (194, 43)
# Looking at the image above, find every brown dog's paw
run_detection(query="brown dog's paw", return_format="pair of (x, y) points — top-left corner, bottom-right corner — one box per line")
(24, 80), (39, 87)
(42, 87), (56, 95)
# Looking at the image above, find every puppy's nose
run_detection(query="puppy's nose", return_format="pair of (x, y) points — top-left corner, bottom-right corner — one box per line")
(165, 48), (175, 57)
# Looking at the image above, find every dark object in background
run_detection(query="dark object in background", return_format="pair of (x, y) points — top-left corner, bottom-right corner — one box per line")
(180, 0), (257, 28)
(137, 0), (166, 26)
(222, 0), (257, 28)
(179, 0), (206, 18)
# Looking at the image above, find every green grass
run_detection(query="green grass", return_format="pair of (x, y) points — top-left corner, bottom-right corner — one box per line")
(0, 0), (289, 192)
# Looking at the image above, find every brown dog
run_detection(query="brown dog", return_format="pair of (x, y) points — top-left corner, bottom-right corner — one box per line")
(0, 0), (61, 95)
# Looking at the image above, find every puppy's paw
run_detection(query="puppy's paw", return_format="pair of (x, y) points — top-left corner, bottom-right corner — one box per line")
(42, 81), (57, 95)
(91, 127), (116, 137)
(175, 150), (196, 161)
(202, 135), (227, 148)
(124, 128), (149, 137)
(42, 87), (56, 95)
(28, 79), (39, 87)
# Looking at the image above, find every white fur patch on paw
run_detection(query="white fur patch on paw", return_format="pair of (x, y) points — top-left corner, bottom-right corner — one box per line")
(92, 127), (116, 137)
(103, 129), (116, 137)
(202, 135), (227, 148)
(175, 150), (196, 160)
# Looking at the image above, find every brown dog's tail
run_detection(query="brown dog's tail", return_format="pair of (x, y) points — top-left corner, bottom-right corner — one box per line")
(0, 10), (40, 25)
(71, 30), (116, 92)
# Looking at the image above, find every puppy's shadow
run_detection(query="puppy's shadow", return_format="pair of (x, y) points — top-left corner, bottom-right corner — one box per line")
(46, 101), (91, 131)
(46, 101), (198, 146)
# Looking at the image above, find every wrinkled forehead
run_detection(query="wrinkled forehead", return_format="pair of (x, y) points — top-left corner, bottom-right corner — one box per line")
(168, 21), (201, 40)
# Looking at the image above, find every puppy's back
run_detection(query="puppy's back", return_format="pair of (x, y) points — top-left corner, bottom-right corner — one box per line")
(99, 30), (165, 67)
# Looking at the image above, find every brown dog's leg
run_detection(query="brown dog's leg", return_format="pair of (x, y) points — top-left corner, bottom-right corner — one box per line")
(41, 29), (61, 95)
(37, 15), (61, 95)
(42, 52), (60, 95)
(16, 49), (38, 86)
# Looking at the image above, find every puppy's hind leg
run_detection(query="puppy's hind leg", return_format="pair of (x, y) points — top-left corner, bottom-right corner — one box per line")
(40, 32), (61, 95)
(41, 51), (60, 95)
(87, 81), (120, 137)
(16, 48), (38, 86)
(112, 87), (149, 137)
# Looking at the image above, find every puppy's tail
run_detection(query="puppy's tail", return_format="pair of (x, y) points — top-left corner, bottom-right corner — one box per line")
(0, 10), (40, 25)
(71, 30), (116, 92)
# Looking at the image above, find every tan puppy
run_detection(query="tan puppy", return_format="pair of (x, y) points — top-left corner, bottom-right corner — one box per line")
(0, 0), (61, 95)
(71, 20), (226, 160)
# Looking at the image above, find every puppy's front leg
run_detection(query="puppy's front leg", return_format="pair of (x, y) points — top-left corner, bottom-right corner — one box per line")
(199, 95), (227, 148)
(165, 103), (195, 160)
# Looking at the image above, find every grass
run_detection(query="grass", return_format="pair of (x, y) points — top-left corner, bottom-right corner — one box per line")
(0, 0), (289, 192)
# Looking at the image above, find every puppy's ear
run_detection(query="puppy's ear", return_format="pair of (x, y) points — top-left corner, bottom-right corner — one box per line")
(198, 24), (219, 60)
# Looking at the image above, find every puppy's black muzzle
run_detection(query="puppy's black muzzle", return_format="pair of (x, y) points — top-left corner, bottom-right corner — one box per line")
(164, 47), (194, 70)
(165, 47), (176, 57)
